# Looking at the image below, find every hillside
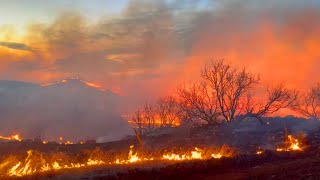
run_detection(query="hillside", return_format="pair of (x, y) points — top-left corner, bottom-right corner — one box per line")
(0, 78), (130, 142)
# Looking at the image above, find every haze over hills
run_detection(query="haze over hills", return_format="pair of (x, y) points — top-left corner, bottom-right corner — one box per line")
(0, 77), (131, 142)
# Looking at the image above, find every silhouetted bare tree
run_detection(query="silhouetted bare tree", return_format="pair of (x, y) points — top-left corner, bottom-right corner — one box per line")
(130, 103), (155, 136)
(201, 60), (260, 122)
(131, 108), (144, 137)
(177, 82), (220, 125)
(131, 60), (301, 128)
(156, 96), (181, 127)
(143, 101), (157, 133)
(295, 84), (320, 119)
(240, 84), (299, 123)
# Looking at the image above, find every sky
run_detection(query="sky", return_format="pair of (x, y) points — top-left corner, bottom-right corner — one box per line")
(0, 0), (320, 108)
(0, 0), (128, 26)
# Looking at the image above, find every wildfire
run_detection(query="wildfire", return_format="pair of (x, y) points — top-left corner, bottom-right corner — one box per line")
(0, 133), (78, 145)
(211, 145), (236, 159)
(256, 150), (263, 155)
(211, 153), (222, 159)
(0, 145), (236, 177)
(0, 134), (22, 141)
(276, 135), (302, 152)
(255, 147), (264, 155)
(82, 81), (101, 89)
(64, 141), (74, 145)
(40, 82), (55, 87)
(162, 153), (187, 161)
(40, 77), (107, 92)
(162, 147), (203, 161)
(57, 137), (75, 145)
(0, 150), (106, 177)
(115, 145), (151, 164)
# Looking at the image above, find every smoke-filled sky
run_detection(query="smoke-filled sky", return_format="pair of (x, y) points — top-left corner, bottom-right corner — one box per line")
(1, 0), (320, 106)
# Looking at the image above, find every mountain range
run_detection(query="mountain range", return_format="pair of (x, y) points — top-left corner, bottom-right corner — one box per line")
(0, 77), (131, 142)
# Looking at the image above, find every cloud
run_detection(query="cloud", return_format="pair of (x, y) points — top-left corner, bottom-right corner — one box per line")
(19, 3), (181, 85)
(0, 41), (35, 51)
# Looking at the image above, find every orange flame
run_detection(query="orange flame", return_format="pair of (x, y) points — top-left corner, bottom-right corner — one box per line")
(0, 134), (22, 141)
(276, 135), (302, 152)
(0, 145), (236, 177)
(162, 147), (203, 161)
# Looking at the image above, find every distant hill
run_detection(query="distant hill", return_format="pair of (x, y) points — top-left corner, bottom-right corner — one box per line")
(0, 78), (130, 142)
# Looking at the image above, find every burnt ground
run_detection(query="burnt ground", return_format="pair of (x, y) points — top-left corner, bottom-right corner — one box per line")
(2, 117), (320, 179)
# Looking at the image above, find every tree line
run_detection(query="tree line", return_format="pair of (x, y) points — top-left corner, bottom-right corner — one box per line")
(128, 60), (320, 136)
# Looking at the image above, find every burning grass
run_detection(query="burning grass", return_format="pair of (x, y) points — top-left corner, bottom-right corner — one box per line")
(276, 135), (304, 152)
(0, 134), (22, 142)
(0, 134), (306, 178)
(0, 145), (237, 177)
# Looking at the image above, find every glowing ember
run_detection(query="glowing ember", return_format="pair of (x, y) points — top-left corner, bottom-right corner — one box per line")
(56, 137), (75, 145)
(256, 151), (263, 155)
(64, 141), (74, 145)
(256, 147), (264, 155)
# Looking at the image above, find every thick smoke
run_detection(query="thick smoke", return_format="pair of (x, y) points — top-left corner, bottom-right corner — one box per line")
(1, 0), (318, 98)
